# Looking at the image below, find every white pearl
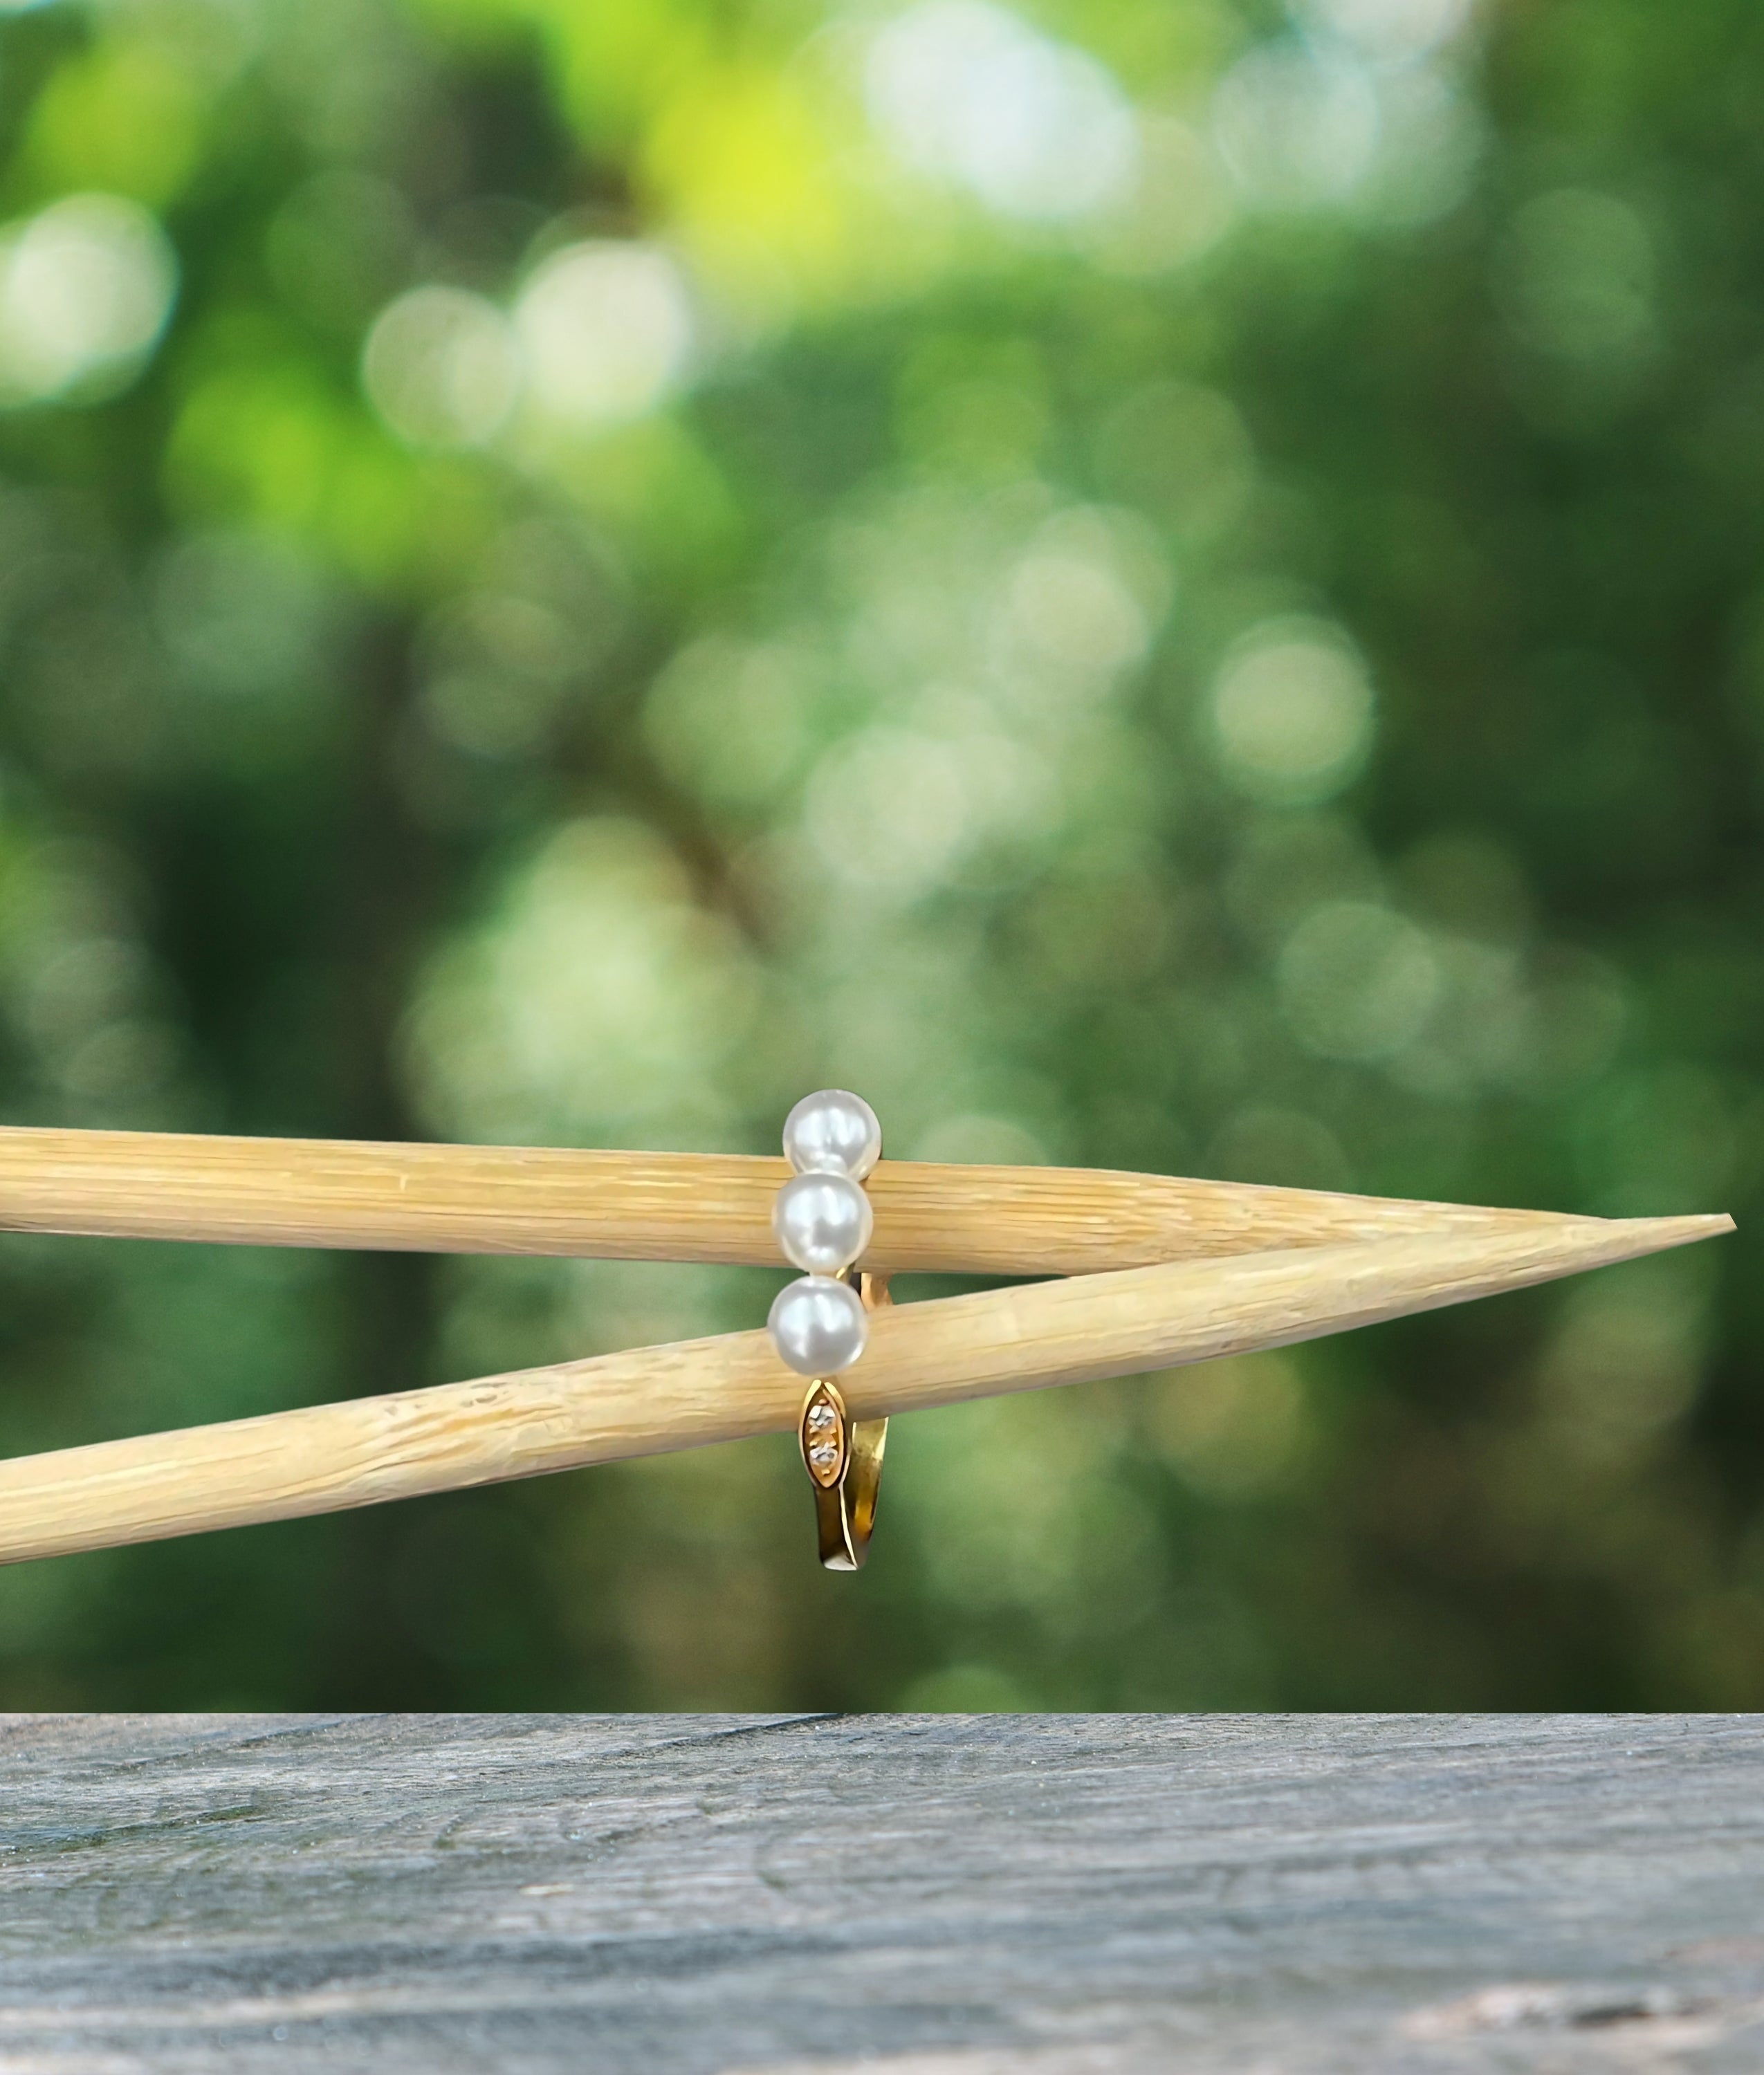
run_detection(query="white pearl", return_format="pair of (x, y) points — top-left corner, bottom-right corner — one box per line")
(768, 1275), (868, 1376)
(773, 1170), (873, 1276)
(782, 1089), (882, 1179)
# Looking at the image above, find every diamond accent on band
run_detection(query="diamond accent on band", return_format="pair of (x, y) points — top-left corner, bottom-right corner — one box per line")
(800, 1380), (847, 1490)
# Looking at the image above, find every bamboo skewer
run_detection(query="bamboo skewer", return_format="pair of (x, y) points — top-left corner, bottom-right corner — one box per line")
(0, 1212), (1730, 1567)
(0, 1125), (1605, 1275)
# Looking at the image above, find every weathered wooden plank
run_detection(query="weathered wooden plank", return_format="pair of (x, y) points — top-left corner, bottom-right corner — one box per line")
(0, 1715), (1761, 2072)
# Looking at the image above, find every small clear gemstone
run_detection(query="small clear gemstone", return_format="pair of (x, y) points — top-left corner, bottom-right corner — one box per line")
(807, 1441), (839, 1468)
(807, 1403), (836, 1433)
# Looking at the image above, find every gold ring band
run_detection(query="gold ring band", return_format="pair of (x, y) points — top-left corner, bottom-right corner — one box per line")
(799, 1269), (890, 1570)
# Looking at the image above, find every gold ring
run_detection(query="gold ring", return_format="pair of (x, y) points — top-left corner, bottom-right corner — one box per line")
(767, 1089), (885, 1570)
(799, 1270), (890, 1571)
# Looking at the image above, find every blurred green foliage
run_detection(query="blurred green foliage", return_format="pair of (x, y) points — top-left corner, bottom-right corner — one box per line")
(0, 0), (1758, 1709)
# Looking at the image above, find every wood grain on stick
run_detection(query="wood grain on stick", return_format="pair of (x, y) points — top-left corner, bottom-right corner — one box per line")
(0, 1210), (1730, 1565)
(0, 1123), (1598, 1274)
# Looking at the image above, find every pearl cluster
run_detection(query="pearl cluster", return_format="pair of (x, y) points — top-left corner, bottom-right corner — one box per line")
(766, 1089), (881, 1381)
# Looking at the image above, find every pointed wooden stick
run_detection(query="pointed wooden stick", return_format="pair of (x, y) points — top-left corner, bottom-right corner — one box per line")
(0, 1125), (1595, 1275)
(0, 1212), (1730, 1566)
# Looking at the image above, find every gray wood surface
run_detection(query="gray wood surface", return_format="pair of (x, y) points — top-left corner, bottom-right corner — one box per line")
(1, 1714), (1761, 2072)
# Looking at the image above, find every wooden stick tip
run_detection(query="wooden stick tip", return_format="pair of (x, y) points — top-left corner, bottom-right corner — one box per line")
(1605, 1210), (1735, 1248)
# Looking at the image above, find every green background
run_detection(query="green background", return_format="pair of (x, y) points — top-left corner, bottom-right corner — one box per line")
(0, 0), (1757, 1709)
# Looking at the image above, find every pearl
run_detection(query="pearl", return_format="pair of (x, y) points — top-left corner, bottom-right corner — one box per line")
(782, 1088), (882, 1180)
(773, 1170), (873, 1276)
(768, 1275), (868, 1376)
